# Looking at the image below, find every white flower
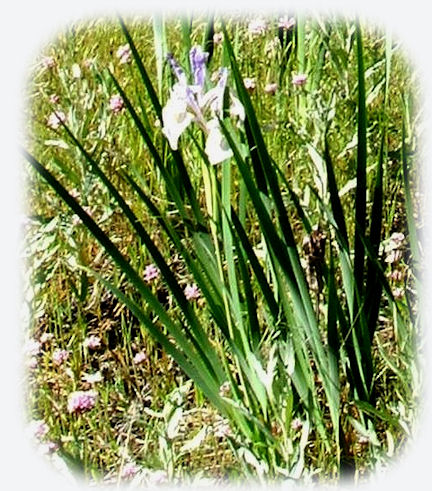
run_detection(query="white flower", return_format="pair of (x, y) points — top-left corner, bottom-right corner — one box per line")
(279, 16), (296, 30)
(200, 85), (224, 117)
(243, 77), (256, 91)
(133, 351), (148, 365)
(82, 371), (103, 384)
(385, 232), (405, 252)
(116, 44), (131, 64)
(28, 419), (49, 440)
(229, 94), (245, 122)
(40, 333), (54, 344)
(162, 49), (244, 164)
(71, 63), (81, 79)
(248, 18), (267, 35)
(47, 111), (67, 130)
(205, 119), (233, 165)
(162, 84), (194, 150)
(392, 287), (404, 300)
(292, 73), (308, 86)
(264, 83), (278, 95)
(83, 335), (102, 350)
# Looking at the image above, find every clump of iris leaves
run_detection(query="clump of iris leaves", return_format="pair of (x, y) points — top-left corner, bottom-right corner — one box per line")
(25, 15), (420, 483)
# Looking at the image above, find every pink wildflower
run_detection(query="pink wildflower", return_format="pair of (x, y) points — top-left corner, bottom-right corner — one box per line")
(392, 287), (405, 300)
(292, 74), (308, 87)
(83, 58), (94, 69)
(24, 338), (41, 357)
(40, 332), (54, 344)
(390, 232), (405, 244)
(83, 335), (102, 350)
(144, 264), (159, 283)
(147, 470), (168, 485)
(243, 77), (256, 92)
(47, 111), (67, 130)
(385, 249), (402, 264)
(248, 18), (267, 36)
(278, 16), (296, 30)
(264, 83), (278, 95)
(133, 351), (147, 365)
(116, 44), (132, 64)
(213, 32), (224, 44)
(109, 95), (124, 114)
(384, 232), (405, 264)
(49, 94), (60, 104)
(291, 418), (303, 431)
(27, 357), (38, 370)
(53, 349), (69, 366)
(389, 269), (403, 282)
(39, 441), (59, 455)
(42, 56), (56, 69)
(67, 390), (97, 414)
(121, 462), (140, 479)
(29, 419), (49, 440)
(184, 283), (200, 301)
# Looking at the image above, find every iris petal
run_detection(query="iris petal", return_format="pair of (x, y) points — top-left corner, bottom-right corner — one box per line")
(189, 45), (209, 88)
(162, 94), (193, 150)
(205, 119), (233, 165)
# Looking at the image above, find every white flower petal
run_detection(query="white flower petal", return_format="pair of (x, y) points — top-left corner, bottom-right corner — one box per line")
(162, 94), (193, 150)
(230, 95), (245, 122)
(205, 120), (233, 165)
(200, 86), (223, 116)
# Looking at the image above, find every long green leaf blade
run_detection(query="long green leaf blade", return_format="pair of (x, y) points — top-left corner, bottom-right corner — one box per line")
(118, 16), (162, 120)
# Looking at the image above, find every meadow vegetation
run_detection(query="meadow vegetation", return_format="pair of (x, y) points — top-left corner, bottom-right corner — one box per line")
(23, 13), (421, 487)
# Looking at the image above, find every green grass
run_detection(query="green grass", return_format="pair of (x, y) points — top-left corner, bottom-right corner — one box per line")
(23, 14), (420, 486)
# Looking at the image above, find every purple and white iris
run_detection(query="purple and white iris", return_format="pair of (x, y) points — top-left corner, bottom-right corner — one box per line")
(162, 46), (244, 165)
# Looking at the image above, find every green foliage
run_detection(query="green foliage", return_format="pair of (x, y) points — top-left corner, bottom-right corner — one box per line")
(24, 14), (420, 485)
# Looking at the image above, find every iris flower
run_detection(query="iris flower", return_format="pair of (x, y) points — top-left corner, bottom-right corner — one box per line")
(162, 46), (244, 165)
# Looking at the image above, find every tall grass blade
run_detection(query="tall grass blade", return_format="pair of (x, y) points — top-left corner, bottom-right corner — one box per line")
(180, 16), (192, 73)
(230, 208), (280, 322)
(323, 133), (349, 248)
(118, 16), (162, 120)
(203, 15), (215, 63)
(152, 14), (167, 99)
(351, 22), (373, 400)
(365, 132), (385, 340)
(353, 22), (367, 297)
(402, 116), (420, 271)
(364, 28), (392, 341)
